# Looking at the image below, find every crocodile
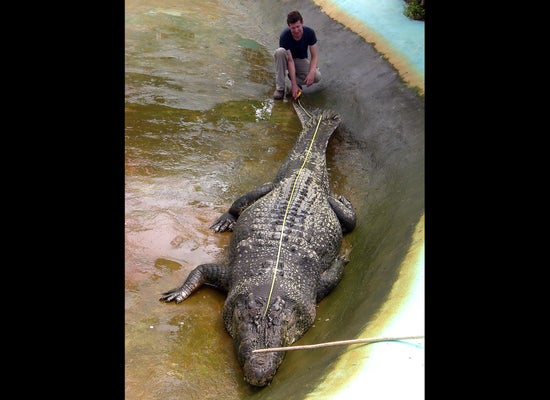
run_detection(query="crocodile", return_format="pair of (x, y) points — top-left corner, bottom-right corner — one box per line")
(160, 98), (356, 387)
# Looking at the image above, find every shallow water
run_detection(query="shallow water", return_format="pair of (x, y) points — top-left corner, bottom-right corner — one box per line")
(125, 0), (424, 398)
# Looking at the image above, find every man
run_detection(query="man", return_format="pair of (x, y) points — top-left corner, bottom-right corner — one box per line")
(273, 10), (321, 100)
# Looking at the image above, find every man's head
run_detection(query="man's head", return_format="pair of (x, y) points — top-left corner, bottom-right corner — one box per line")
(287, 11), (304, 41)
(286, 10), (303, 25)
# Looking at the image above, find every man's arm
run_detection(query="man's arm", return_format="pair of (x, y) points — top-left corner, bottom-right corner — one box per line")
(305, 43), (318, 87)
(285, 49), (301, 99)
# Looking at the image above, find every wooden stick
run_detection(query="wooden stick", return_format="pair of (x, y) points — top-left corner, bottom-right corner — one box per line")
(252, 335), (424, 353)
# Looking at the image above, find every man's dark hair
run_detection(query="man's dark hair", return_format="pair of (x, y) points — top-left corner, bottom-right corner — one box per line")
(287, 10), (303, 25)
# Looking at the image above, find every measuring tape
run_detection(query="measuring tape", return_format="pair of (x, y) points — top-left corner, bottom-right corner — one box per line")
(263, 102), (323, 318)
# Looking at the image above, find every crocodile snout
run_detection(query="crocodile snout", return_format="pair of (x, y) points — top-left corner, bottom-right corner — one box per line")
(242, 351), (284, 387)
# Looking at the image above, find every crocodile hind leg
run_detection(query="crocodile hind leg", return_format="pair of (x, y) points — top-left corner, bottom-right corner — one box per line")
(316, 256), (349, 302)
(159, 263), (229, 304)
(328, 195), (356, 233)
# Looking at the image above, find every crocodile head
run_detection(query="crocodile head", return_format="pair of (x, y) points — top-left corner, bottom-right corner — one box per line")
(230, 293), (306, 387)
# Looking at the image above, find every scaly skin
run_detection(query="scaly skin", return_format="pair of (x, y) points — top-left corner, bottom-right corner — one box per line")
(160, 99), (356, 387)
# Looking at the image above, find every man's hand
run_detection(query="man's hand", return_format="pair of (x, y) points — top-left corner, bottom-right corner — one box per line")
(304, 72), (315, 87)
(291, 84), (301, 100)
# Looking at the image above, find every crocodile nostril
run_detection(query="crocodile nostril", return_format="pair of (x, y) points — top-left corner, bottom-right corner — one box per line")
(255, 358), (265, 366)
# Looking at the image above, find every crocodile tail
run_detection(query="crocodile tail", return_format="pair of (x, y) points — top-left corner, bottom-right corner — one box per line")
(292, 98), (317, 128)
(292, 98), (341, 136)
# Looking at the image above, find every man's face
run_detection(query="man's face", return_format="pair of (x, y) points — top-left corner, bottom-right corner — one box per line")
(288, 20), (303, 41)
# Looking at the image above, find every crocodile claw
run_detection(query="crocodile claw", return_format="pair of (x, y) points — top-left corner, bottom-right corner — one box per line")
(338, 195), (352, 207)
(159, 288), (186, 303)
(210, 212), (237, 232)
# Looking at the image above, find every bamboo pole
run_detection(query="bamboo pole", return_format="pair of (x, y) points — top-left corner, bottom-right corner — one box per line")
(252, 335), (424, 353)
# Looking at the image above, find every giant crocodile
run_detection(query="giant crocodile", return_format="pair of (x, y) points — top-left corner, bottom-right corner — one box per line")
(160, 98), (356, 387)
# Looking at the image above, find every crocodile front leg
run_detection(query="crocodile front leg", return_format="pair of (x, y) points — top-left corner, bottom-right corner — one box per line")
(159, 263), (229, 303)
(316, 256), (349, 302)
(328, 195), (356, 233)
(210, 182), (274, 232)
